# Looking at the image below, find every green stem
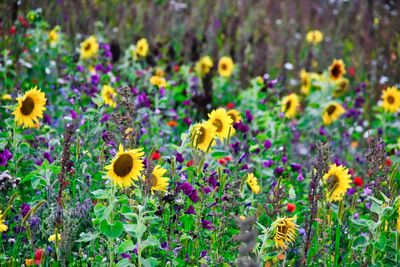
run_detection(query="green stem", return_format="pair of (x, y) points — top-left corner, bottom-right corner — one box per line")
(333, 222), (341, 267)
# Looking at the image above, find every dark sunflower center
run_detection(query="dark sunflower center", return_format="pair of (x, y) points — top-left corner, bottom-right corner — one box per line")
(213, 119), (223, 132)
(285, 100), (292, 112)
(221, 63), (227, 70)
(148, 175), (158, 187)
(197, 127), (206, 144)
(387, 95), (395, 104)
(302, 78), (309, 87)
(84, 43), (91, 51)
(331, 64), (340, 78)
(327, 175), (339, 193)
(228, 114), (236, 123)
(278, 224), (288, 235)
(113, 154), (133, 177)
(326, 105), (337, 116)
(21, 97), (35, 115)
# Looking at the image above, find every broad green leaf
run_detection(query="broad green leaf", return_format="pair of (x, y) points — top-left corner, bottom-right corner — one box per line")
(100, 220), (123, 239)
(77, 232), (99, 242)
(116, 240), (135, 254)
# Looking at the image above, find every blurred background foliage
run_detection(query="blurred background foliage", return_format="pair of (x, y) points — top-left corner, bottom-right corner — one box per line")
(2, 0), (400, 93)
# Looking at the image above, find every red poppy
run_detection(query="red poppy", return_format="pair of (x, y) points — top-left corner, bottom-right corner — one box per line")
(287, 203), (296, 212)
(151, 151), (161, 160)
(353, 176), (363, 186)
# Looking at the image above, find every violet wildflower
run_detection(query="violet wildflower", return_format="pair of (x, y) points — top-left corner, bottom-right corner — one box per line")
(201, 219), (213, 230)
(263, 139), (272, 150)
(245, 110), (253, 123)
(290, 163), (302, 172)
(185, 205), (196, 215)
(274, 166), (284, 176)
(263, 159), (274, 168)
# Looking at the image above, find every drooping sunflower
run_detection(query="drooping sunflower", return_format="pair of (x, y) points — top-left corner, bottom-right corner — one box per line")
(145, 165), (169, 193)
(246, 173), (260, 194)
(333, 78), (349, 97)
(300, 69), (311, 95)
(48, 28), (59, 46)
(272, 216), (298, 250)
(281, 93), (300, 119)
(13, 87), (46, 128)
(195, 56), (213, 76)
(329, 59), (346, 81)
(190, 121), (216, 152)
(381, 86), (400, 113)
(208, 108), (233, 141)
(150, 76), (167, 88)
(322, 102), (345, 125)
(0, 210), (8, 233)
(105, 144), (145, 188)
(306, 30), (323, 45)
(101, 85), (117, 108)
(218, 56), (234, 78)
(80, 36), (99, 60)
(136, 38), (149, 58)
(323, 164), (351, 202)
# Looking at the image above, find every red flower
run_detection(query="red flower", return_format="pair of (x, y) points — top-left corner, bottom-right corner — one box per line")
(151, 151), (161, 160)
(18, 16), (28, 28)
(218, 158), (227, 165)
(173, 64), (180, 72)
(9, 26), (16, 35)
(385, 157), (392, 167)
(287, 203), (296, 212)
(186, 160), (194, 167)
(226, 102), (235, 109)
(34, 248), (44, 260)
(353, 176), (363, 187)
(348, 66), (355, 77)
(224, 156), (232, 162)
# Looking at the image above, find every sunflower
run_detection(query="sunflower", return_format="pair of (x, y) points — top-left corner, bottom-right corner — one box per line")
(80, 36), (99, 60)
(322, 102), (345, 125)
(246, 173), (260, 194)
(272, 216), (298, 250)
(136, 38), (149, 57)
(0, 210), (7, 233)
(150, 76), (167, 88)
(281, 93), (300, 119)
(333, 78), (349, 97)
(13, 87), (46, 128)
(397, 207), (400, 234)
(195, 56), (213, 76)
(218, 56), (234, 78)
(329, 59), (346, 81)
(48, 28), (59, 46)
(381, 86), (400, 113)
(190, 121), (216, 152)
(101, 85), (117, 108)
(323, 164), (351, 202)
(145, 165), (169, 193)
(105, 144), (145, 188)
(306, 30), (323, 45)
(227, 109), (241, 124)
(300, 69), (311, 95)
(208, 108), (233, 141)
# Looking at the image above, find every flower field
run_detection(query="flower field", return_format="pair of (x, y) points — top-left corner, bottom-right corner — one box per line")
(0, 2), (400, 266)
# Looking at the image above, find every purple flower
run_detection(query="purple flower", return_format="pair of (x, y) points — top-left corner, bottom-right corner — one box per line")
(91, 74), (100, 85)
(161, 241), (169, 251)
(296, 173), (304, 182)
(0, 149), (13, 166)
(70, 109), (78, 120)
(43, 151), (53, 163)
(290, 163), (302, 172)
(189, 190), (199, 203)
(263, 140), (272, 150)
(121, 253), (130, 259)
(100, 114), (110, 123)
(262, 159), (274, 168)
(207, 175), (219, 189)
(245, 110), (253, 123)
(76, 65), (84, 72)
(20, 203), (30, 217)
(176, 153), (184, 163)
(43, 114), (52, 125)
(200, 250), (207, 258)
(347, 187), (355, 195)
(274, 166), (284, 176)
(353, 213), (359, 219)
(201, 219), (213, 230)
(185, 205), (196, 215)
(183, 117), (192, 126)
(282, 156), (288, 164)
(180, 182), (194, 196)
(203, 187), (211, 194)
(363, 186), (372, 196)
(95, 64), (103, 72)
(319, 127), (327, 136)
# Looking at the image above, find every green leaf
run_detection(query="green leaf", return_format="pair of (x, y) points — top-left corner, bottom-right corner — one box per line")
(100, 220), (123, 239)
(372, 235), (386, 251)
(352, 236), (368, 248)
(211, 150), (230, 158)
(116, 240), (135, 254)
(92, 189), (110, 200)
(124, 223), (146, 239)
(140, 257), (158, 267)
(115, 259), (134, 267)
(142, 235), (160, 250)
(77, 232), (99, 242)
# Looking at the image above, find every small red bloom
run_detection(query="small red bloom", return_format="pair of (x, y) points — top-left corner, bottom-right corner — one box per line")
(186, 160), (194, 167)
(9, 26), (16, 35)
(348, 66), (355, 77)
(218, 158), (227, 165)
(224, 156), (232, 162)
(34, 248), (44, 260)
(385, 157), (392, 167)
(18, 16), (28, 27)
(151, 151), (161, 160)
(353, 176), (363, 187)
(173, 64), (180, 72)
(226, 102), (235, 109)
(287, 203), (296, 212)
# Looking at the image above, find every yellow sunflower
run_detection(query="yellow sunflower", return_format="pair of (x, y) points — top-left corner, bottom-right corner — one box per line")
(323, 164), (351, 202)
(322, 102), (345, 125)
(195, 56), (213, 76)
(48, 28), (59, 46)
(105, 144), (145, 188)
(0, 210), (8, 233)
(300, 69), (311, 95)
(333, 78), (349, 97)
(48, 232), (62, 242)
(397, 207), (400, 234)
(218, 56), (234, 78)
(136, 38), (149, 57)
(13, 87), (46, 128)
(145, 165), (169, 193)
(306, 30), (323, 45)
(272, 216), (298, 250)
(329, 59), (346, 81)
(227, 109), (241, 124)
(381, 86), (400, 113)
(208, 108), (233, 141)
(190, 121), (216, 152)
(101, 85), (117, 108)
(150, 76), (167, 88)
(281, 93), (300, 119)
(246, 173), (260, 194)
(80, 36), (99, 60)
